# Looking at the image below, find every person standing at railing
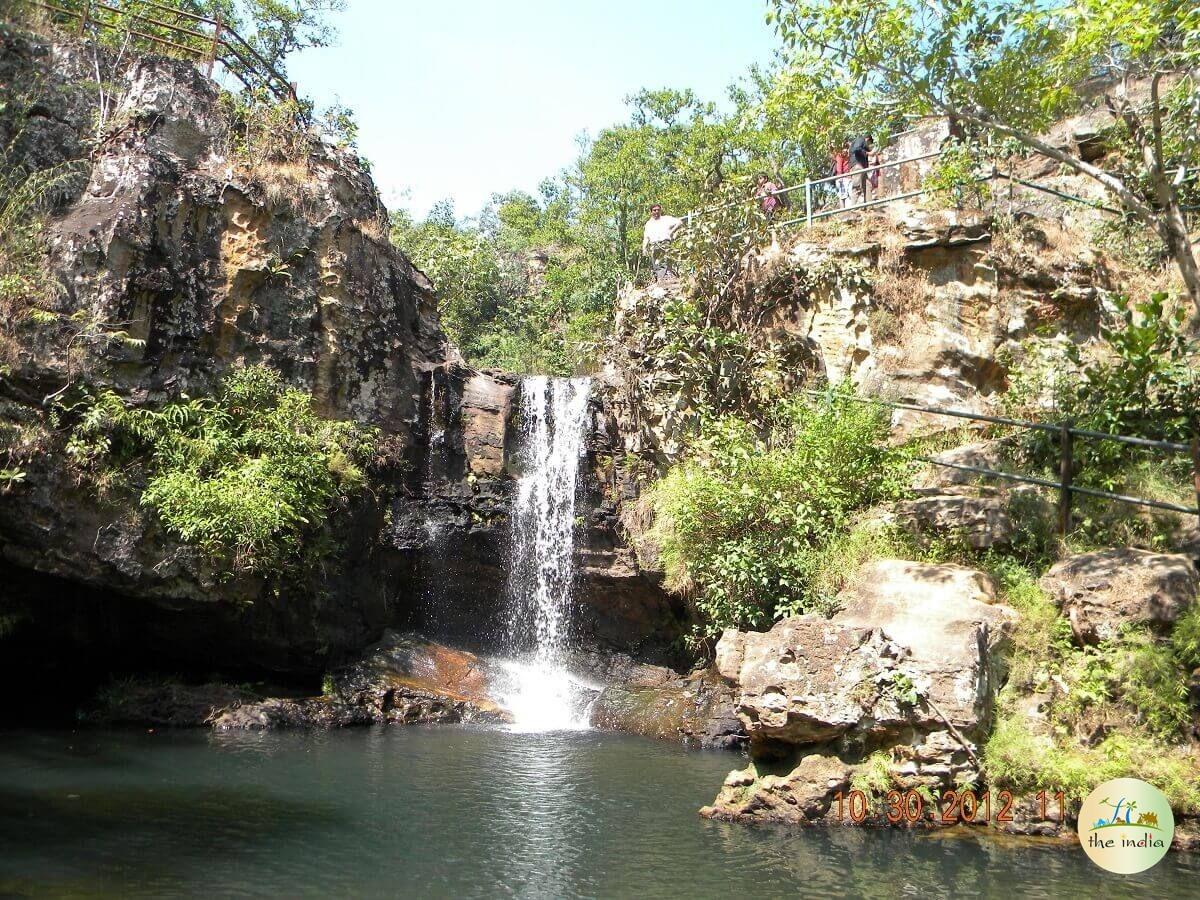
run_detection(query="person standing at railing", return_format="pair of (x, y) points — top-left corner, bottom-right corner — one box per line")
(641, 203), (684, 282)
(755, 173), (781, 221)
(849, 134), (874, 205)
(831, 143), (852, 208)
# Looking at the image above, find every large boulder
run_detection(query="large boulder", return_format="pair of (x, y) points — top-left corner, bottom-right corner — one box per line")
(701, 755), (852, 824)
(714, 618), (915, 745)
(1040, 548), (1198, 645)
(834, 559), (1016, 730)
(896, 487), (1015, 549)
(212, 632), (507, 730)
(705, 558), (1018, 824)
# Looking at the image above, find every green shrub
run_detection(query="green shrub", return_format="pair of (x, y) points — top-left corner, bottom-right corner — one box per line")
(983, 710), (1200, 810)
(1000, 293), (1198, 548)
(923, 140), (990, 210)
(1172, 604), (1200, 670)
(1056, 631), (1190, 741)
(1006, 294), (1198, 485)
(1, 81), (89, 358)
(984, 554), (1198, 810)
(62, 365), (375, 576)
(646, 390), (910, 636)
(849, 750), (895, 803)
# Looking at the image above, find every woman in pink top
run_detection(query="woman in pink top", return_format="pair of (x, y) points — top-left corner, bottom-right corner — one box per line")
(832, 144), (851, 208)
(755, 173), (780, 220)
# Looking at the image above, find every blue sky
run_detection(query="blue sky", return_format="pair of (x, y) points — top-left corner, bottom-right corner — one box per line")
(287, 1), (778, 220)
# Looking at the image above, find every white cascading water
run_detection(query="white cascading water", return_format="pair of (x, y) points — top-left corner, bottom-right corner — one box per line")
(496, 376), (595, 731)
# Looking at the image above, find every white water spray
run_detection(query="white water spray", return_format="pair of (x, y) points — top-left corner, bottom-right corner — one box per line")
(496, 376), (595, 731)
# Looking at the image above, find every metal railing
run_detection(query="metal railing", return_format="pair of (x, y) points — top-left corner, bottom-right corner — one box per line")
(805, 389), (1200, 534)
(681, 147), (1124, 234)
(16, 0), (297, 102)
(683, 149), (944, 227)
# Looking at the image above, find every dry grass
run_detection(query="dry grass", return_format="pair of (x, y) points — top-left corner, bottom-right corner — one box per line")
(619, 489), (664, 573)
(825, 232), (933, 347)
(797, 212), (895, 250)
(354, 215), (389, 244)
(990, 215), (1082, 273)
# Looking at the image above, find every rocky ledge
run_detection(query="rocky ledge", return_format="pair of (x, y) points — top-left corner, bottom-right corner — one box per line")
(701, 559), (1016, 823)
(89, 632), (509, 729)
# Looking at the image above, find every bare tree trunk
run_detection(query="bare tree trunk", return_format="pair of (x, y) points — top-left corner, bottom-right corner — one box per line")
(1158, 203), (1200, 311)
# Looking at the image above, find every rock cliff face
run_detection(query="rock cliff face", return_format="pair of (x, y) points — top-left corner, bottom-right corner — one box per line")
(0, 31), (676, 696)
(602, 205), (1111, 460)
(386, 363), (686, 658)
(1, 32), (446, 677)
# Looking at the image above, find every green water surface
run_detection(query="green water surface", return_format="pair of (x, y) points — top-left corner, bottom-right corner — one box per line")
(0, 726), (1195, 898)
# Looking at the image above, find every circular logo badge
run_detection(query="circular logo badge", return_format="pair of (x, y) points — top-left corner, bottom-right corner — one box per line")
(1078, 778), (1174, 874)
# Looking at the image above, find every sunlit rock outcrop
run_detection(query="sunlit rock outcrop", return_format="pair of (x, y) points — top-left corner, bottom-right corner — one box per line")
(702, 560), (1017, 823)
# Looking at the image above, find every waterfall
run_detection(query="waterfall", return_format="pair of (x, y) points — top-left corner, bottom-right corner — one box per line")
(496, 375), (595, 731)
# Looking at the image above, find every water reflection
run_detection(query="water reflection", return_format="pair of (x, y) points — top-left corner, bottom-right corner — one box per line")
(0, 726), (1196, 898)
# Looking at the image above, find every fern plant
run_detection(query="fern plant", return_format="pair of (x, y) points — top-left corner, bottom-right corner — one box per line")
(61, 366), (378, 578)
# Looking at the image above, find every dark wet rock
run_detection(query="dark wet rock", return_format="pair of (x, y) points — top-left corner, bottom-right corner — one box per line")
(590, 666), (746, 751)
(1173, 817), (1200, 852)
(391, 363), (686, 661)
(991, 794), (1070, 838)
(212, 696), (377, 730)
(0, 31), (443, 674)
(212, 632), (508, 730)
(1040, 548), (1198, 646)
(330, 630), (505, 716)
(86, 679), (266, 727)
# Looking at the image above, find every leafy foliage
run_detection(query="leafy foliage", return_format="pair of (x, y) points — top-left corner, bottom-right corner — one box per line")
(390, 70), (875, 372)
(1003, 293), (1199, 521)
(983, 710), (1200, 809)
(981, 558), (1196, 807)
(23, 0), (344, 77)
(646, 391), (910, 637)
(1171, 603), (1200, 670)
(0, 81), (89, 364)
(62, 366), (375, 575)
(391, 192), (618, 375)
(768, 0), (1200, 309)
(922, 140), (989, 210)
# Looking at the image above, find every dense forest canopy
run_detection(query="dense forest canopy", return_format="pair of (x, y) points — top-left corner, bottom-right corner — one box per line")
(391, 78), (880, 374)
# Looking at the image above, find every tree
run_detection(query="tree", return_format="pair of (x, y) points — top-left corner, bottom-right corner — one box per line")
(390, 205), (503, 358)
(768, 0), (1200, 313)
(574, 89), (733, 267)
(22, 0), (343, 76)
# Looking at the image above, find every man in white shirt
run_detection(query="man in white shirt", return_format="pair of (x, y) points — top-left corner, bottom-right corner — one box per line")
(641, 203), (684, 281)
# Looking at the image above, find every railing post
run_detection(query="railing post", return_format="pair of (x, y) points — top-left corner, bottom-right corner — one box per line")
(1058, 420), (1074, 536)
(805, 178), (812, 228)
(206, 10), (223, 76)
(78, 0), (90, 35)
(1190, 435), (1200, 532)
